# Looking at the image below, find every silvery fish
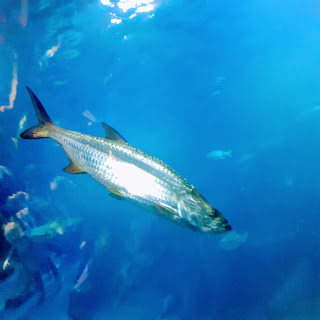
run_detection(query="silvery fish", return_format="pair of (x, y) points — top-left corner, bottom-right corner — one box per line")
(21, 87), (231, 234)
(206, 149), (232, 160)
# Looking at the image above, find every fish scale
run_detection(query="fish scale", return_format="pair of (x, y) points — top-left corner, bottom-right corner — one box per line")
(21, 87), (231, 234)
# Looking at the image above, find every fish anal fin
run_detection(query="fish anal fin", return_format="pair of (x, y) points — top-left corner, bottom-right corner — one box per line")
(63, 161), (85, 174)
(102, 122), (126, 142)
(61, 147), (85, 174)
(63, 163), (85, 174)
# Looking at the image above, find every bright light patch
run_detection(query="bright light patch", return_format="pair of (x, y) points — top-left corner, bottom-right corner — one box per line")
(45, 41), (61, 58)
(117, 2), (130, 12)
(101, 0), (157, 26)
(118, 0), (155, 13)
(39, 38), (61, 69)
(111, 161), (164, 198)
(101, 0), (112, 5)
(83, 110), (97, 123)
(111, 18), (122, 24)
(136, 3), (154, 12)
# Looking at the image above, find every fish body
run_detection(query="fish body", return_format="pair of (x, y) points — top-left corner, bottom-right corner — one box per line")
(21, 87), (231, 234)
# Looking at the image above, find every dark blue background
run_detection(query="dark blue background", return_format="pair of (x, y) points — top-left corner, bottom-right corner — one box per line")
(0, 0), (319, 319)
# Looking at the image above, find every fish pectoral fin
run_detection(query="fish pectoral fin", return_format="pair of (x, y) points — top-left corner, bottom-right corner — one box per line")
(63, 162), (85, 174)
(155, 202), (176, 214)
(102, 122), (126, 142)
(107, 187), (125, 199)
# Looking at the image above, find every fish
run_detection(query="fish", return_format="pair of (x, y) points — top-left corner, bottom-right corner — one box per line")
(26, 217), (82, 241)
(0, 165), (12, 179)
(12, 112), (28, 149)
(219, 231), (248, 251)
(21, 87), (231, 234)
(206, 149), (232, 160)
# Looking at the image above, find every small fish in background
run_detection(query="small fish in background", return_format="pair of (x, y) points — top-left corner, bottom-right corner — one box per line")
(50, 175), (76, 190)
(16, 207), (36, 230)
(39, 36), (62, 69)
(311, 105), (320, 112)
(284, 175), (294, 189)
(27, 216), (82, 241)
(215, 76), (227, 84)
(0, 165), (12, 179)
(103, 73), (113, 86)
(12, 112), (28, 149)
(53, 80), (67, 87)
(219, 231), (248, 251)
(210, 90), (221, 96)
(237, 153), (255, 164)
(206, 149), (232, 160)
(298, 105), (320, 120)
(209, 76), (227, 96)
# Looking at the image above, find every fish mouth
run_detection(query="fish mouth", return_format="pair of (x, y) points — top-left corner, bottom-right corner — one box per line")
(219, 221), (232, 232)
(211, 208), (232, 233)
(183, 211), (231, 234)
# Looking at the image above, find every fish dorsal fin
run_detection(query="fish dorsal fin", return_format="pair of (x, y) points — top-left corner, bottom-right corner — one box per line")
(102, 122), (126, 142)
(63, 162), (85, 174)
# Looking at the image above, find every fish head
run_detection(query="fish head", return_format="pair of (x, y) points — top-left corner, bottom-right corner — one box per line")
(178, 189), (231, 234)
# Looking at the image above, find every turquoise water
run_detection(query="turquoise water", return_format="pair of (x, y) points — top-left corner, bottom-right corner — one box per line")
(0, 0), (319, 319)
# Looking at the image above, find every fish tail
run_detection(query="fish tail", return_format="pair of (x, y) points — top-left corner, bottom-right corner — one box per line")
(20, 87), (53, 139)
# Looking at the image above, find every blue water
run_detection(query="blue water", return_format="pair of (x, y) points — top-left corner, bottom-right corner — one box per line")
(0, 0), (319, 319)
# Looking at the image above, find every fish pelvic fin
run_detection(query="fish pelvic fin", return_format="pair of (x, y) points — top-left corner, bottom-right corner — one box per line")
(107, 187), (126, 200)
(20, 87), (53, 139)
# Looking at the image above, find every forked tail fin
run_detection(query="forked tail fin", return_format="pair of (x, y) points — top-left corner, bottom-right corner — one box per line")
(20, 87), (53, 139)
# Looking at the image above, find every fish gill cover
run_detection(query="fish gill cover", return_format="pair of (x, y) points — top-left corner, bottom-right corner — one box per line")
(0, 0), (319, 319)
